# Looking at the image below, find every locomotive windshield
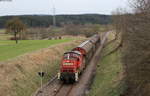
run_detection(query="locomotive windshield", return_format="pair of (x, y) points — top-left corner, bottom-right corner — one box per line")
(63, 52), (80, 60)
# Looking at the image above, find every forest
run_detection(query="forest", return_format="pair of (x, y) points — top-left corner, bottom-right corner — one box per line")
(0, 14), (111, 28)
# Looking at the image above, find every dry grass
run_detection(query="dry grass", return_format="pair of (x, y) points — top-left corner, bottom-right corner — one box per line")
(0, 39), (83, 96)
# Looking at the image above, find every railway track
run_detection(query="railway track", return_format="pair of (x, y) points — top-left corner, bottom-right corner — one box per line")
(54, 84), (74, 96)
(34, 31), (111, 96)
(34, 78), (74, 96)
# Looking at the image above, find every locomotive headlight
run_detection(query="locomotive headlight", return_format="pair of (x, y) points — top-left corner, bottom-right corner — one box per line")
(63, 62), (74, 65)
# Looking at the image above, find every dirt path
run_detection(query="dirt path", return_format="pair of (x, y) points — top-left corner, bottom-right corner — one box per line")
(34, 31), (111, 96)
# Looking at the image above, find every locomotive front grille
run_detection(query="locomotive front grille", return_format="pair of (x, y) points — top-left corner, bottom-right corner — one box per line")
(63, 69), (74, 72)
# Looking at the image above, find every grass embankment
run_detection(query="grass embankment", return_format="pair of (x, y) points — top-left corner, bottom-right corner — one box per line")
(0, 39), (83, 96)
(0, 39), (72, 61)
(88, 32), (125, 96)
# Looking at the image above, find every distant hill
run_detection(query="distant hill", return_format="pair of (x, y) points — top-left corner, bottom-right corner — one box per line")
(0, 14), (112, 28)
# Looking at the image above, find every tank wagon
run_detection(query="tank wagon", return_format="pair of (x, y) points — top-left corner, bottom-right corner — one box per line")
(58, 34), (101, 82)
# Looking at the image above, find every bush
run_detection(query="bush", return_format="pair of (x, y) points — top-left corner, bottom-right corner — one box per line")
(10, 37), (20, 40)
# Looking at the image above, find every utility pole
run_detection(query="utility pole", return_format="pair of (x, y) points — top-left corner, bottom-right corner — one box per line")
(51, 0), (56, 27)
(53, 7), (56, 26)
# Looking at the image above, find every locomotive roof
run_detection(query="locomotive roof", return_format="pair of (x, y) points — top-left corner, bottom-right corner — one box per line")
(64, 51), (81, 55)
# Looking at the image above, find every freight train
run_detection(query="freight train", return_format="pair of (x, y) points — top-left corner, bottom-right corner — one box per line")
(57, 35), (101, 82)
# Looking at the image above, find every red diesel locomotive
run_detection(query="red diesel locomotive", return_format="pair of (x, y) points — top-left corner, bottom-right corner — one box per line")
(57, 35), (101, 82)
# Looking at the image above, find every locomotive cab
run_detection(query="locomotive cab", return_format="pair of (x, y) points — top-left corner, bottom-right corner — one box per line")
(58, 51), (83, 82)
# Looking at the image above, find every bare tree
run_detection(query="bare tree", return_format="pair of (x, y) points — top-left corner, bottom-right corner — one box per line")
(113, 0), (150, 96)
(6, 17), (26, 43)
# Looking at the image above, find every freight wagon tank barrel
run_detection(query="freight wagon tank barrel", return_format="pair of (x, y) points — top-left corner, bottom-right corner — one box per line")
(90, 34), (101, 44)
(72, 34), (100, 55)
(72, 40), (93, 55)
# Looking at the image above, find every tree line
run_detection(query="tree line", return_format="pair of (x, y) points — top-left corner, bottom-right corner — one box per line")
(5, 17), (110, 43)
(0, 14), (111, 28)
(113, 0), (150, 96)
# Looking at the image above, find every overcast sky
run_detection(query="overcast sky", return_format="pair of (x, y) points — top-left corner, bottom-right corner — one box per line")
(0, 0), (128, 16)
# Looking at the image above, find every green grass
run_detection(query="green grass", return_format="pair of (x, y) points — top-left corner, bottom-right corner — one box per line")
(88, 42), (125, 96)
(0, 39), (72, 61)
